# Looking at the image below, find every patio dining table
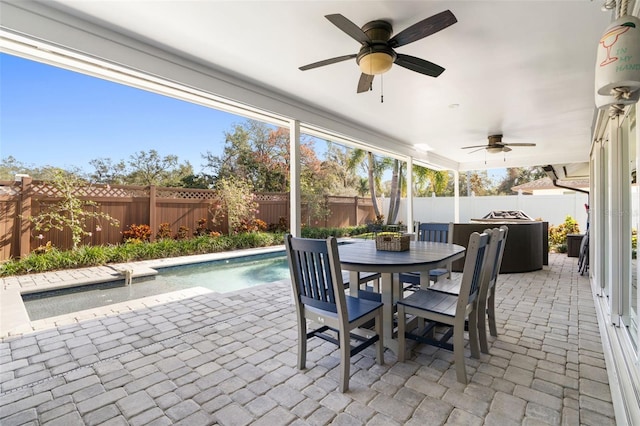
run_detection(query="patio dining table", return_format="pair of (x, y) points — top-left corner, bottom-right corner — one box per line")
(338, 240), (466, 355)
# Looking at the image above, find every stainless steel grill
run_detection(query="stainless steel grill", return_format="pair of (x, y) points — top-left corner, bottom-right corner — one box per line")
(472, 210), (535, 222)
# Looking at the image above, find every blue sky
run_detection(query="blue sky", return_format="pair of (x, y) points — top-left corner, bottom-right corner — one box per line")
(0, 53), (241, 174)
(1, 53), (505, 181)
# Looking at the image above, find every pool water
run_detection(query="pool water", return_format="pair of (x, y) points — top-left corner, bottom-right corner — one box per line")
(23, 253), (290, 320)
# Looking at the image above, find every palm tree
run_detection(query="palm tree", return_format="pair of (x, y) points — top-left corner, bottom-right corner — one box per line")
(348, 149), (383, 218)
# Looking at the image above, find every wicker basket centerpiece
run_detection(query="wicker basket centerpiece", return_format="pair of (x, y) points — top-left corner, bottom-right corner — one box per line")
(375, 232), (410, 251)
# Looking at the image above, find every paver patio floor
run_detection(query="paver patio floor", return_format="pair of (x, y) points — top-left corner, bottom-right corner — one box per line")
(0, 253), (615, 425)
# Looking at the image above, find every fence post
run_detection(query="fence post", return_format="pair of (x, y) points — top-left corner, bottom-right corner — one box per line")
(355, 196), (359, 226)
(324, 195), (329, 228)
(18, 176), (33, 257)
(149, 185), (157, 242)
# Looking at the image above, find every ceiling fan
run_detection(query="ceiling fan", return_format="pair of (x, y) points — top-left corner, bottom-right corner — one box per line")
(299, 10), (457, 93)
(461, 135), (537, 154)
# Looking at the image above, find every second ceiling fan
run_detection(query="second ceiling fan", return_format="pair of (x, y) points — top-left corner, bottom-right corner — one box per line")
(462, 135), (537, 154)
(299, 10), (457, 93)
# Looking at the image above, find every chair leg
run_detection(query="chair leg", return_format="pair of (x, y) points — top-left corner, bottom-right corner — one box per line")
(375, 311), (384, 365)
(453, 314), (468, 384)
(477, 300), (489, 354)
(488, 289), (498, 337)
(339, 330), (351, 392)
(297, 315), (307, 370)
(468, 307), (480, 359)
(397, 305), (407, 362)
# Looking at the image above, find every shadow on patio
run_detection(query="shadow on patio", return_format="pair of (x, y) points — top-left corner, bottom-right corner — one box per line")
(0, 254), (615, 425)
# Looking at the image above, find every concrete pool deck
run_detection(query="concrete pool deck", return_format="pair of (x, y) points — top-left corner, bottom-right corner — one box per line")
(0, 253), (616, 425)
(0, 245), (287, 337)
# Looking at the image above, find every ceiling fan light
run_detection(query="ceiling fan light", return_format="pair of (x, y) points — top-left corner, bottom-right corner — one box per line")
(487, 147), (503, 154)
(359, 52), (394, 75)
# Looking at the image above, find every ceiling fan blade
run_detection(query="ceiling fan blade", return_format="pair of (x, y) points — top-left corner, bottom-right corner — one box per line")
(357, 73), (374, 93)
(325, 14), (371, 45)
(468, 147), (486, 154)
(299, 54), (357, 71)
(502, 143), (537, 147)
(395, 54), (445, 77)
(503, 147), (513, 152)
(388, 10), (457, 48)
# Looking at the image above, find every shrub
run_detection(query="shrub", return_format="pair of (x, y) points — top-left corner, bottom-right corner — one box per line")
(301, 225), (368, 239)
(122, 224), (152, 243)
(549, 215), (580, 251)
(27, 169), (120, 250)
(193, 218), (212, 237)
(33, 241), (54, 254)
(0, 232), (286, 277)
(175, 226), (190, 240)
(268, 216), (288, 232)
(210, 178), (260, 235)
(156, 222), (172, 239)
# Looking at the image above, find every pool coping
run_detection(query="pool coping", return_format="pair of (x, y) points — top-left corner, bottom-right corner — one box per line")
(0, 245), (287, 338)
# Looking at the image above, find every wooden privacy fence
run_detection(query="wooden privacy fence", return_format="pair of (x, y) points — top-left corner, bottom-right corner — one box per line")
(0, 178), (376, 259)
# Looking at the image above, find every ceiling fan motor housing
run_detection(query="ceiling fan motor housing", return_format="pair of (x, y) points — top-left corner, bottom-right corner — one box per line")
(488, 134), (504, 146)
(356, 21), (396, 75)
(361, 20), (393, 42)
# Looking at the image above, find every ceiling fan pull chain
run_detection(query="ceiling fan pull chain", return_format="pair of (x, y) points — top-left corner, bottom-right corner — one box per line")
(381, 75), (384, 103)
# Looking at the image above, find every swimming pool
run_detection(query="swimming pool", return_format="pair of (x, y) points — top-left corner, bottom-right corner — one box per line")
(22, 252), (290, 320)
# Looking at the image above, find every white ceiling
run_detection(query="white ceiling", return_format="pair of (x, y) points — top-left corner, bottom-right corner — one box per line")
(4, 1), (615, 173)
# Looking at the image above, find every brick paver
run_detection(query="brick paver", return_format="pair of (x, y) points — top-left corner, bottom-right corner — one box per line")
(0, 253), (616, 424)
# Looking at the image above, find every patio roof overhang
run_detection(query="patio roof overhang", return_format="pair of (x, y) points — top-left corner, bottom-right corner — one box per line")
(0, 1), (613, 174)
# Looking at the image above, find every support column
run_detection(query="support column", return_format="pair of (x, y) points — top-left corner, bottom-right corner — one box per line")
(609, 114), (623, 325)
(453, 170), (460, 223)
(149, 185), (157, 242)
(18, 176), (33, 257)
(290, 120), (301, 237)
(406, 157), (413, 231)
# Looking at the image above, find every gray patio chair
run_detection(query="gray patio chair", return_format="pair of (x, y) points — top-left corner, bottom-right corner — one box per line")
(284, 234), (384, 392)
(399, 222), (454, 287)
(429, 226), (508, 353)
(342, 271), (382, 292)
(397, 231), (490, 384)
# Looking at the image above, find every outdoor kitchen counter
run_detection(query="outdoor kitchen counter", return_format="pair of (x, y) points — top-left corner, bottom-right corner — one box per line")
(451, 221), (547, 273)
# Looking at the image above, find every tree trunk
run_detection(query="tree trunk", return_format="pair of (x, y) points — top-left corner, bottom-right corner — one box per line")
(368, 152), (381, 218)
(387, 160), (402, 224)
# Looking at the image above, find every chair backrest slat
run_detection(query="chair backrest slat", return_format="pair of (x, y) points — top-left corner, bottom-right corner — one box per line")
(468, 237), (488, 303)
(456, 232), (490, 308)
(417, 222), (451, 243)
(491, 225), (509, 285)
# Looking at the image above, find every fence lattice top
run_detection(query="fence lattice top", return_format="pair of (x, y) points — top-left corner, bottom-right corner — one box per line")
(1, 181), (300, 201)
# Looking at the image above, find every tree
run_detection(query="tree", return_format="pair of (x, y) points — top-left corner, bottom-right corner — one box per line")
(125, 150), (193, 186)
(0, 156), (29, 180)
(0, 156), (66, 181)
(88, 158), (127, 184)
(323, 142), (360, 194)
(348, 149), (387, 219)
(210, 177), (259, 235)
(87, 150), (195, 187)
(356, 177), (369, 197)
(386, 159), (404, 224)
(444, 170), (495, 196)
(28, 168), (119, 249)
(413, 166), (450, 196)
(494, 167), (546, 195)
(202, 121), (291, 192)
